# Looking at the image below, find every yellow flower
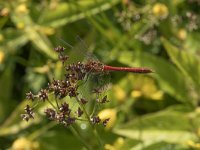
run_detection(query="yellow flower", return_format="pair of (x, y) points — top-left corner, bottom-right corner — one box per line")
(0, 50), (5, 64)
(187, 140), (200, 149)
(104, 137), (125, 150)
(0, 34), (4, 42)
(131, 78), (163, 100)
(16, 22), (25, 29)
(113, 85), (126, 102)
(197, 128), (200, 137)
(16, 4), (29, 14)
(178, 29), (187, 40)
(104, 144), (114, 150)
(187, 140), (195, 147)
(150, 91), (164, 100)
(33, 65), (49, 74)
(98, 108), (117, 130)
(12, 138), (39, 150)
(152, 3), (168, 19)
(44, 27), (55, 35)
(39, 27), (55, 35)
(131, 90), (142, 98)
(196, 143), (200, 149)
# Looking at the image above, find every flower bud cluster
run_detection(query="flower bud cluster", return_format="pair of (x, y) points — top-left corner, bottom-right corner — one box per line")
(21, 46), (110, 128)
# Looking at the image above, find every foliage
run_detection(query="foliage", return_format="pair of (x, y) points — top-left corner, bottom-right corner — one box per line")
(1, 0), (200, 149)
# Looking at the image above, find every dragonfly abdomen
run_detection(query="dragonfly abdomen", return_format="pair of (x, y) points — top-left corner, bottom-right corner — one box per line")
(103, 65), (153, 73)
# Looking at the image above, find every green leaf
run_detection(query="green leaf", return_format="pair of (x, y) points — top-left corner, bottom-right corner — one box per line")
(162, 37), (200, 93)
(117, 51), (190, 103)
(39, 0), (120, 27)
(39, 129), (84, 150)
(0, 28), (28, 52)
(0, 62), (15, 123)
(134, 141), (188, 150)
(113, 108), (197, 149)
(10, 7), (57, 59)
(114, 129), (193, 148)
(116, 108), (193, 131)
(185, 33), (200, 53)
(25, 27), (57, 59)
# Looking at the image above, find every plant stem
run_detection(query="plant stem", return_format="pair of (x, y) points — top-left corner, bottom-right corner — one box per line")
(75, 96), (103, 149)
(55, 96), (60, 109)
(47, 99), (57, 110)
(28, 122), (91, 150)
(69, 125), (92, 150)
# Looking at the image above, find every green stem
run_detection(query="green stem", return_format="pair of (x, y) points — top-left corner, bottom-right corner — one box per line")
(91, 93), (101, 117)
(55, 96), (60, 109)
(47, 99), (57, 110)
(69, 125), (92, 150)
(75, 96), (103, 149)
(75, 118), (88, 122)
(27, 122), (91, 150)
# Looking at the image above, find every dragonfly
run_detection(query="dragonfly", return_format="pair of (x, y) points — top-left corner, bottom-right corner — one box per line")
(58, 36), (153, 74)
(84, 60), (153, 74)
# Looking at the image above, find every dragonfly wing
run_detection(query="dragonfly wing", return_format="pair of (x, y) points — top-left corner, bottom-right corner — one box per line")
(76, 35), (100, 63)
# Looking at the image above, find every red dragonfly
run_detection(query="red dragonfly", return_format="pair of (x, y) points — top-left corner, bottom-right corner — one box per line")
(59, 37), (153, 74)
(84, 60), (153, 74)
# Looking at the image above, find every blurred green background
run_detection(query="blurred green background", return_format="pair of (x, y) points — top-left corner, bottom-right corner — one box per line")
(1, 0), (200, 149)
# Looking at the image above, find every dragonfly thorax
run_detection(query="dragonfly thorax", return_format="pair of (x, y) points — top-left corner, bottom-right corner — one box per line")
(85, 61), (104, 73)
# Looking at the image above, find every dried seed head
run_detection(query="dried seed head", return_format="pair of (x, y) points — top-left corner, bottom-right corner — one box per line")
(91, 116), (101, 125)
(59, 54), (69, 64)
(44, 108), (56, 120)
(67, 86), (79, 97)
(92, 88), (102, 95)
(24, 105), (34, 118)
(38, 89), (48, 102)
(22, 44), (110, 129)
(59, 102), (71, 116)
(101, 95), (109, 103)
(80, 98), (88, 105)
(56, 112), (66, 124)
(66, 117), (76, 126)
(21, 114), (29, 122)
(54, 46), (65, 53)
(77, 107), (83, 117)
(26, 91), (35, 101)
(21, 105), (35, 121)
(103, 118), (110, 127)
